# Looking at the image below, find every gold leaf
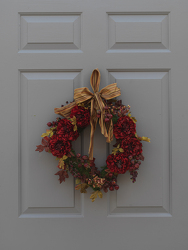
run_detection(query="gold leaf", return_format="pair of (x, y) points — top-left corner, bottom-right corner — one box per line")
(51, 126), (57, 131)
(41, 133), (48, 137)
(112, 148), (118, 155)
(49, 127), (56, 137)
(70, 116), (76, 125)
(70, 116), (77, 131)
(128, 113), (131, 117)
(119, 148), (124, 153)
(46, 129), (51, 135)
(131, 117), (137, 123)
(81, 183), (89, 193)
(112, 144), (123, 155)
(75, 178), (81, 184)
(50, 131), (53, 137)
(75, 184), (81, 190)
(41, 129), (54, 137)
(90, 191), (98, 202)
(75, 183), (89, 193)
(62, 155), (68, 161)
(97, 191), (103, 199)
(58, 155), (68, 169)
(141, 137), (151, 143)
(90, 191), (103, 202)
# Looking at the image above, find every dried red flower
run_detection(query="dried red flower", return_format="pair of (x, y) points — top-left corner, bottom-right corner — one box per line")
(121, 137), (143, 156)
(56, 118), (79, 141)
(49, 134), (71, 158)
(106, 152), (131, 174)
(70, 105), (90, 128)
(113, 116), (136, 139)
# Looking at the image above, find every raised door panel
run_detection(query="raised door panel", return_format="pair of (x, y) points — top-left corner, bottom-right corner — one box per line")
(108, 13), (169, 52)
(19, 71), (83, 217)
(108, 71), (170, 216)
(20, 14), (82, 52)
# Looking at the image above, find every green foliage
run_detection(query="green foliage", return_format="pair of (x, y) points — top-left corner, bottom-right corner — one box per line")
(112, 114), (118, 124)
(77, 127), (85, 134)
(100, 165), (108, 178)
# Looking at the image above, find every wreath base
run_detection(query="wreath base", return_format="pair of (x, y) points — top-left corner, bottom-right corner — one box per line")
(36, 69), (150, 202)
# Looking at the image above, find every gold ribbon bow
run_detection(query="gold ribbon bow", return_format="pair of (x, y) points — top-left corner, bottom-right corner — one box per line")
(54, 69), (121, 160)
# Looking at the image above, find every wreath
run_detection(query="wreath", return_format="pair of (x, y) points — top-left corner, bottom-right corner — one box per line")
(36, 69), (150, 202)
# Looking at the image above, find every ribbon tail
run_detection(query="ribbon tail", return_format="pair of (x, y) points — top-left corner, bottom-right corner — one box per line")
(88, 99), (98, 160)
(94, 92), (107, 137)
(99, 118), (113, 143)
(99, 116), (108, 138)
(106, 119), (113, 143)
(88, 118), (97, 160)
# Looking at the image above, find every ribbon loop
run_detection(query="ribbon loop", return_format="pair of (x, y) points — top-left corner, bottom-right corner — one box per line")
(90, 69), (100, 93)
(54, 69), (121, 160)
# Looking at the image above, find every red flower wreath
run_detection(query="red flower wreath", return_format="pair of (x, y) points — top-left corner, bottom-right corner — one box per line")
(36, 69), (150, 202)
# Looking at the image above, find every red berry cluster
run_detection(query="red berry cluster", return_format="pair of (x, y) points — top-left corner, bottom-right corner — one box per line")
(75, 154), (96, 170)
(97, 99), (129, 124)
(47, 117), (60, 128)
(102, 172), (119, 192)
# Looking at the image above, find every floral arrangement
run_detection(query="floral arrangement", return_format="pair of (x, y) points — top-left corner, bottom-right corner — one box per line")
(36, 69), (150, 202)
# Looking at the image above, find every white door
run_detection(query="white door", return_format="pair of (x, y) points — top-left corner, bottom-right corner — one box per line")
(1, 0), (188, 249)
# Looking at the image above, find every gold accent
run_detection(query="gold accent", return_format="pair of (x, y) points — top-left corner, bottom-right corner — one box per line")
(90, 190), (103, 202)
(58, 155), (68, 169)
(112, 144), (124, 155)
(131, 117), (137, 123)
(70, 116), (77, 131)
(141, 136), (151, 143)
(75, 183), (89, 193)
(75, 178), (81, 184)
(41, 127), (56, 137)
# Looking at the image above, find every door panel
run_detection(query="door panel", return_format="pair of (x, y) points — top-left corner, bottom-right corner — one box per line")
(108, 70), (170, 214)
(1, 0), (188, 249)
(20, 14), (82, 52)
(20, 71), (83, 216)
(107, 13), (169, 52)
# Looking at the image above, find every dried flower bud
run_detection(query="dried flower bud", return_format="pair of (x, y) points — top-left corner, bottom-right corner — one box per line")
(47, 122), (52, 127)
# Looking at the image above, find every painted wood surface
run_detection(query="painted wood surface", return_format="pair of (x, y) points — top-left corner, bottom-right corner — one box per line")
(0, 0), (188, 249)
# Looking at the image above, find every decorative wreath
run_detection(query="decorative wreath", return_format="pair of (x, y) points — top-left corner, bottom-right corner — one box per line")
(36, 69), (150, 202)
